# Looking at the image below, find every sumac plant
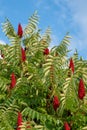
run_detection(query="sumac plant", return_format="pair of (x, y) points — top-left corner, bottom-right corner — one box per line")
(0, 12), (87, 130)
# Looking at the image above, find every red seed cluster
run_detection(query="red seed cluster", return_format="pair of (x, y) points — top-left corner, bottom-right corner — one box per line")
(43, 48), (49, 55)
(69, 58), (74, 73)
(64, 122), (71, 130)
(53, 96), (60, 111)
(17, 24), (23, 38)
(78, 78), (85, 100)
(17, 112), (22, 130)
(10, 73), (16, 89)
(21, 47), (26, 62)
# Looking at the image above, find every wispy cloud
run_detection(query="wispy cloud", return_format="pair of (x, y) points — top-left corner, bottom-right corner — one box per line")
(0, 0), (87, 59)
(66, 0), (87, 58)
(0, 40), (6, 45)
(66, 0), (87, 31)
(52, 0), (87, 58)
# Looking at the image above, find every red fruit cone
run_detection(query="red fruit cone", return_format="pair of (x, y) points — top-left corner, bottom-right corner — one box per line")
(43, 48), (49, 55)
(64, 122), (71, 130)
(21, 47), (26, 62)
(69, 58), (74, 73)
(17, 23), (23, 38)
(53, 96), (60, 111)
(17, 112), (22, 130)
(10, 73), (16, 89)
(78, 78), (85, 100)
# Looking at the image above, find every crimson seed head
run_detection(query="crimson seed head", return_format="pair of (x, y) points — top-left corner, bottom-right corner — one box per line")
(69, 58), (74, 73)
(43, 48), (49, 55)
(64, 122), (71, 130)
(17, 23), (23, 38)
(53, 96), (60, 111)
(21, 47), (26, 62)
(78, 78), (85, 100)
(17, 112), (22, 130)
(10, 73), (16, 89)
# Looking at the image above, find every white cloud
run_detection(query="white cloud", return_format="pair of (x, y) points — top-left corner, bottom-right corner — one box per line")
(53, 0), (87, 58)
(66, 0), (87, 59)
(0, 40), (6, 45)
(67, 0), (87, 33)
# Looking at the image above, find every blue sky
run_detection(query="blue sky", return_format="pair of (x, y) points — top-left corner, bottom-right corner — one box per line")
(0, 0), (87, 59)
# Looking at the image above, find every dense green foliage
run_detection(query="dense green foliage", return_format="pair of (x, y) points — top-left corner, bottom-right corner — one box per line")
(0, 12), (87, 130)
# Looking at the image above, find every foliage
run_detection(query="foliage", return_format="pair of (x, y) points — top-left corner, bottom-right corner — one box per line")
(0, 12), (87, 130)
